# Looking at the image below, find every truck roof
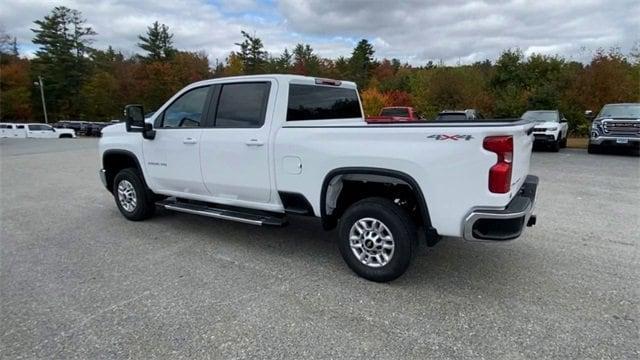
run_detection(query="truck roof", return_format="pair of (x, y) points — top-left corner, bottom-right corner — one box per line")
(191, 74), (357, 89)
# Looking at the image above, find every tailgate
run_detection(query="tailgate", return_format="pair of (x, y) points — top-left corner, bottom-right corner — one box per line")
(510, 123), (535, 193)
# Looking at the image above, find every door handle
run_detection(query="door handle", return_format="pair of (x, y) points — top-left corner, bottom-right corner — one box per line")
(245, 139), (264, 146)
(183, 137), (197, 144)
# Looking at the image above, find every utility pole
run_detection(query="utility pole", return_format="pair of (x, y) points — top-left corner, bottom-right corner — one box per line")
(34, 76), (48, 124)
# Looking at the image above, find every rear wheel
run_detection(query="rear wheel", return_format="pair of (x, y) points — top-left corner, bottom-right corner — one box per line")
(338, 197), (417, 282)
(113, 168), (155, 221)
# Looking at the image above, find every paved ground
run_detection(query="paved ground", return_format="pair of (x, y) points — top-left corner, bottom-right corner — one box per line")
(1, 138), (638, 359)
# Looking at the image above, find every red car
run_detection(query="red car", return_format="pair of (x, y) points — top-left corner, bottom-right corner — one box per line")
(366, 107), (423, 123)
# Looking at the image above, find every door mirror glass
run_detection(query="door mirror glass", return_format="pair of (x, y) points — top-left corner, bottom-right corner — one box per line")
(125, 104), (145, 132)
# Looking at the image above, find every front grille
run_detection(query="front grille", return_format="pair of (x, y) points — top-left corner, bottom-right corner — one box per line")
(602, 120), (640, 136)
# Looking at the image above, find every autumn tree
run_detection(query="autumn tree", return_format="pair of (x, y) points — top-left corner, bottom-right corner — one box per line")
(137, 21), (176, 61)
(360, 88), (389, 116)
(222, 51), (244, 76)
(0, 57), (33, 120)
(292, 43), (321, 75)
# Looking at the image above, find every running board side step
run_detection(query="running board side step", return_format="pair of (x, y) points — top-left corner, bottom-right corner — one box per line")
(157, 199), (287, 226)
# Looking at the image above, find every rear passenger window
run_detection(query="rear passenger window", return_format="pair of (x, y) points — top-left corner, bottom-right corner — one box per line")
(287, 84), (362, 121)
(16, 125), (24, 129)
(215, 82), (270, 128)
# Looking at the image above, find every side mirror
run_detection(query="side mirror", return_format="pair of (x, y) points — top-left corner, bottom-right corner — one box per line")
(584, 110), (594, 121)
(561, 118), (567, 123)
(124, 104), (145, 131)
(124, 104), (155, 140)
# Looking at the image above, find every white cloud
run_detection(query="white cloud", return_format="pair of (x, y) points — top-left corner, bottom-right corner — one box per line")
(1, 0), (638, 65)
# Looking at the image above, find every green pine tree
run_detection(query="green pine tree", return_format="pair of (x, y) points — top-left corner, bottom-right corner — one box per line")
(235, 31), (267, 74)
(31, 6), (96, 119)
(137, 21), (176, 61)
(349, 39), (375, 89)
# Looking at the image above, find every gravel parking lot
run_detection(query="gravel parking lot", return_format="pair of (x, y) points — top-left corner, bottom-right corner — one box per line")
(1, 138), (638, 359)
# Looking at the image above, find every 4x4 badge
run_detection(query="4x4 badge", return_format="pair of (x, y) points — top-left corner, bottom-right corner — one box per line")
(428, 134), (474, 141)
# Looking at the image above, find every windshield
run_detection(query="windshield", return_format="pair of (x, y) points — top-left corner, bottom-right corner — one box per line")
(380, 108), (409, 117)
(597, 104), (640, 119)
(522, 111), (558, 122)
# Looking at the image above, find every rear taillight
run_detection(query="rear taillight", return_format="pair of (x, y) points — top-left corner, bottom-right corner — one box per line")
(483, 136), (513, 193)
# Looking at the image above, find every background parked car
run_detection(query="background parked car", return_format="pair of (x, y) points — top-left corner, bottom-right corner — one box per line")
(366, 106), (423, 123)
(53, 120), (90, 135)
(435, 109), (484, 121)
(26, 123), (75, 138)
(522, 110), (568, 152)
(85, 122), (110, 137)
(587, 103), (640, 155)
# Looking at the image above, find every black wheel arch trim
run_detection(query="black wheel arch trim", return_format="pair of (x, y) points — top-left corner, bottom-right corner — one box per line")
(319, 167), (436, 236)
(102, 149), (148, 191)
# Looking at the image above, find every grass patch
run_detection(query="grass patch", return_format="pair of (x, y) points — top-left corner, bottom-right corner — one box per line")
(567, 137), (588, 149)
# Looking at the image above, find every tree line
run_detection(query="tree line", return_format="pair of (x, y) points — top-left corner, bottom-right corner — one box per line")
(1, 6), (638, 135)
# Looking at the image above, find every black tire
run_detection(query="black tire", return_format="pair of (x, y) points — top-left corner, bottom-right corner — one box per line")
(58, 134), (72, 139)
(560, 135), (567, 148)
(587, 143), (600, 154)
(551, 136), (560, 152)
(113, 168), (155, 221)
(338, 197), (417, 282)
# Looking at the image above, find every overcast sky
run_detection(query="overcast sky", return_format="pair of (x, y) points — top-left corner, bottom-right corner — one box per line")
(1, 0), (638, 65)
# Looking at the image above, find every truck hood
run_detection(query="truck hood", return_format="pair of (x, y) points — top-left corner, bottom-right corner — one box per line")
(101, 122), (127, 134)
(594, 117), (640, 122)
(533, 121), (559, 130)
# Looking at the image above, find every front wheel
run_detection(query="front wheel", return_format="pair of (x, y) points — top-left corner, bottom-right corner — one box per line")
(560, 135), (567, 148)
(587, 143), (600, 154)
(338, 197), (417, 282)
(551, 136), (560, 152)
(113, 168), (155, 221)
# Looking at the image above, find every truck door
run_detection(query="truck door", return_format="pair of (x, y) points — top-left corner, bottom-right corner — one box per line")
(27, 124), (51, 138)
(200, 81), (274, 205)
(142, 85), (212, 196)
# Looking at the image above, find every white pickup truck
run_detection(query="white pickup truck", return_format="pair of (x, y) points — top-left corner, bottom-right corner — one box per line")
(0, 123), (76, 138)
(99, 75), (538, 282)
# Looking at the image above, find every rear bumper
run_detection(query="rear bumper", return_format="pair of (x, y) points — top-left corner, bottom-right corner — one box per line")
(463, 175), (538, 241)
